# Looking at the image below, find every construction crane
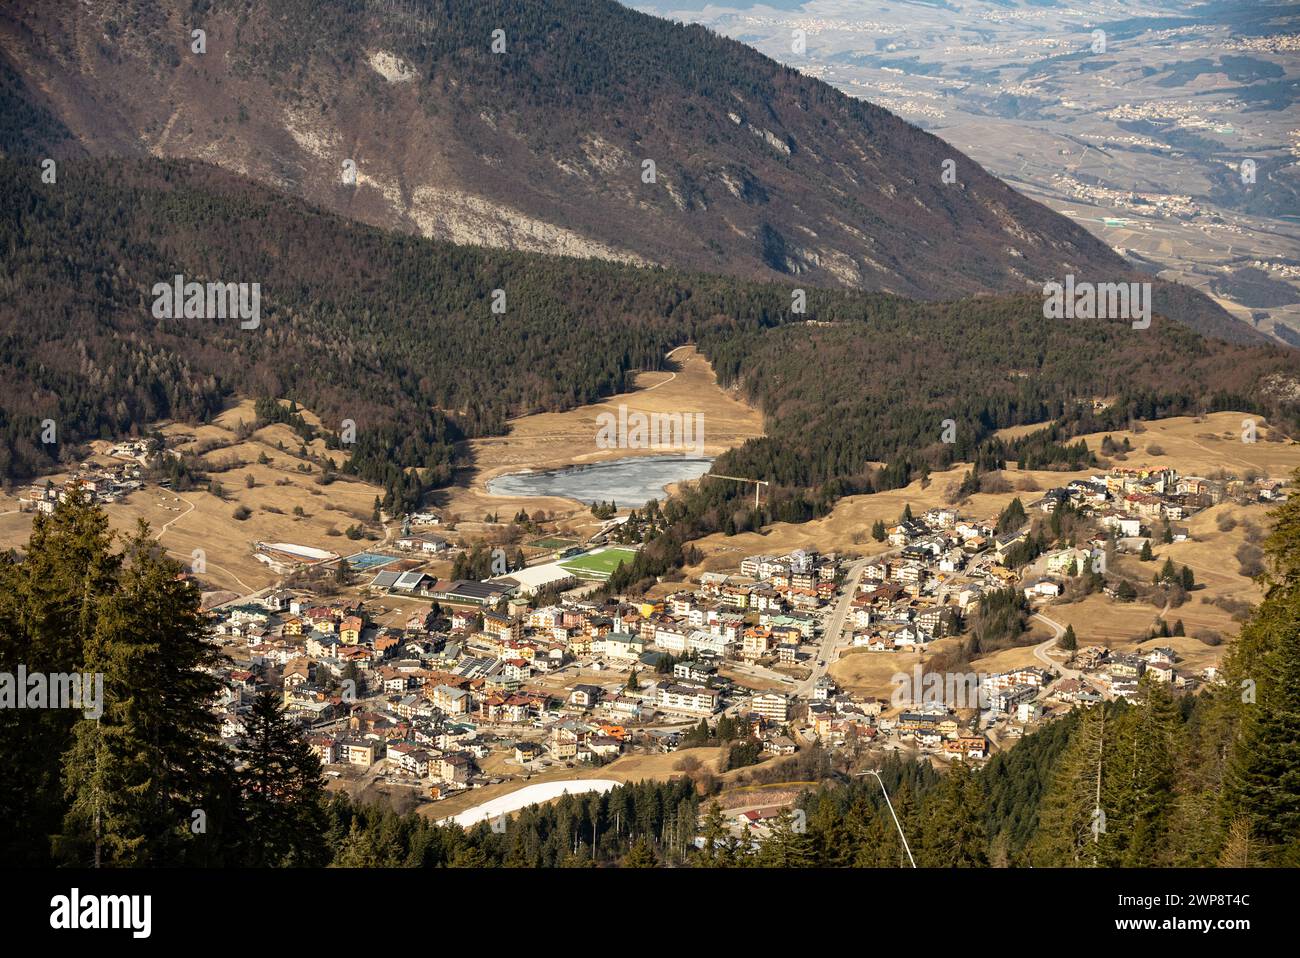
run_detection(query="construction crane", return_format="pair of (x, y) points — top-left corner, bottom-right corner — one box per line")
(702, 473), (770, 510)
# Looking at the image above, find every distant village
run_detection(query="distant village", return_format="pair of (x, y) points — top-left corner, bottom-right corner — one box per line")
(17, 439), (155, 514)
(191, 462), (1286, 828)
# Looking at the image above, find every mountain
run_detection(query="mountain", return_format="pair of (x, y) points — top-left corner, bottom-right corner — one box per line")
(0, 0), (1256, 339)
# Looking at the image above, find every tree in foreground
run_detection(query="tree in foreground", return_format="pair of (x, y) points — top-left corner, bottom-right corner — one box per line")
(623, 836), (659, 867)
(236, 689), (329, 866)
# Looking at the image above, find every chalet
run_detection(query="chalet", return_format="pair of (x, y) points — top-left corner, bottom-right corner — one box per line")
(587, 735), (622, 759)
(673, 660), (717, 684)
(514, 741), (544, 763)
(994, 529), (1028, 559)
(764, 735), (798, 756)
(396, 533), (447, 554)
(569, 684), (604, 710)
(1023, 578), (1063, 599)
(339, 615), (364, 644)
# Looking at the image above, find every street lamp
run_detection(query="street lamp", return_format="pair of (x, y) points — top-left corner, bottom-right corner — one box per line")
(859, 769), (917, 868)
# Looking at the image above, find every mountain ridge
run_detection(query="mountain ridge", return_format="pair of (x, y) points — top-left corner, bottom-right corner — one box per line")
(0, 0), (1259, 341)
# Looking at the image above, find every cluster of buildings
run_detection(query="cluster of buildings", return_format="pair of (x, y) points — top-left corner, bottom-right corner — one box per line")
(18, 461), (145, 514)
(196, 460), (1285, 806)
(199, 539), (939, 798)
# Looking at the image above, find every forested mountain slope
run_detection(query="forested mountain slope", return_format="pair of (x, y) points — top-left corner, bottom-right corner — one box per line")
(0, 0), (1255, 340)
(1, 157), (1296, 518)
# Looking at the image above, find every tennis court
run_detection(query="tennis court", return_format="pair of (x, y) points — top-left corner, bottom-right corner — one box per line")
(345, 551), (401, 571)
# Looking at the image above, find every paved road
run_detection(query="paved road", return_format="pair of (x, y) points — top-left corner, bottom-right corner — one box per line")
(795, 557), (869, 697)
(1031, 612), (1081, 682)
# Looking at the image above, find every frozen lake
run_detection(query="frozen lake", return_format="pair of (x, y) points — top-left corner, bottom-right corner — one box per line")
(486, 455), (712, 507)
(445, 779), (621, 828)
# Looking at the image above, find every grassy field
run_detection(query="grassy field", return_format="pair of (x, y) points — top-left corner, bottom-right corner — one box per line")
(560, 546), (640, 579)
(529, 536), (581, 550)
(0, 399), (390, 596)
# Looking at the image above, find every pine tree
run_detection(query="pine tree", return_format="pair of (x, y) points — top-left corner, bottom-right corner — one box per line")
(1106, 678), (1181, 866)
(623, 835), (658, 867)
(1221, 585), (1300, 863)
(808, 793), (853, 867)
(756, 809), (817, 867)
(920, 762), (988, 867)
(236, 689), (329, 866)
(1061, 624), (1078, 651)
(1031, 704), (1108, 867)
(700, 801), (728, 863)
(0, 489), (121, 865)
(58, 524), (232, 866)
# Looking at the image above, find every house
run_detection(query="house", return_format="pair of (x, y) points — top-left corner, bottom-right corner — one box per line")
(431, 684), (472, 714)
(587, 735), (622, 759)
(673, 660), (717, 684)
(764, 735), (798, 756)
(1147, 646), (1177, 666)
(1100, 513), (1143, 538)
(338, 739), (379, 767)
(1023, 578), (1063, 599)
(396, 533), (447, 554)
(1148, 662), (1175, 683)
(339, 615), (364, 644)
(943, 735), (987, 760)
(915, 605), (958, 638)
(994, 529), (1028, 559)
(436, 753), (474, 784)
(569, 684), (604, 710)
(549, 725), (581, 759)
(1045, 548), (1091, 575)
(483, 610), (522, 643)
(514, 741), (544, 763)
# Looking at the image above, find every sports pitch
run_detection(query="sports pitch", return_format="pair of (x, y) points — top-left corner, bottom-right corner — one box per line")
(559, 546), (639, 579)
(528, 536), (581, 551)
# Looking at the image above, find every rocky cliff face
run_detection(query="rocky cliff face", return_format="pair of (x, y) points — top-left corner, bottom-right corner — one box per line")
(0, 0), (1257, 339)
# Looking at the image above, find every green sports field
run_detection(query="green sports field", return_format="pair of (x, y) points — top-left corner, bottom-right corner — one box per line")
(528, 536), (581, 551)
(559, 546), (639, 579)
